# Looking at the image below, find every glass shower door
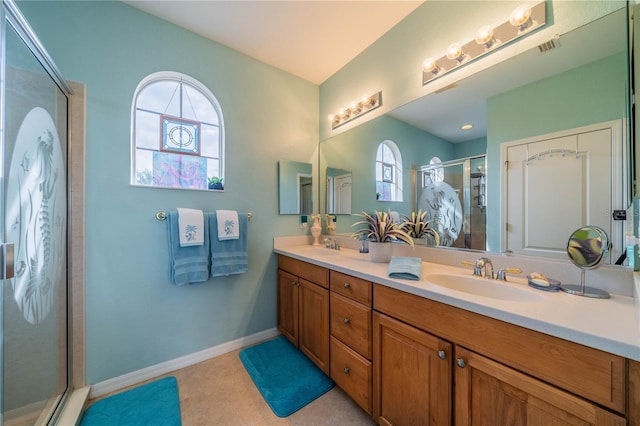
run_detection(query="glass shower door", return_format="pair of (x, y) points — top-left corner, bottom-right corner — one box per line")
(415, 155), (487, 250)
(1, 3), (70, 424)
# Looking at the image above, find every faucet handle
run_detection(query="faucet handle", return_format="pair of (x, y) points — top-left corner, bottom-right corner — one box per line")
(496, 267), (522, 281)
(461, 261), (482, 277)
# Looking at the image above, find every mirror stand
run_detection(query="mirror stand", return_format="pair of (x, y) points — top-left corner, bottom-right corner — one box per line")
(560, 269), (610, 299)
(561, 226), (611, 299)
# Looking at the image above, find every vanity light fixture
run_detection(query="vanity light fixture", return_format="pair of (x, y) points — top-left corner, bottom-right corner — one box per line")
(422, 2), (545, 86)
(328, 91), (382, 130)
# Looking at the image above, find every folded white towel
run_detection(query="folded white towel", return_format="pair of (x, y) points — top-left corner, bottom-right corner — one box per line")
(176, 208), (205, 247)
(216, 210), (239, 240)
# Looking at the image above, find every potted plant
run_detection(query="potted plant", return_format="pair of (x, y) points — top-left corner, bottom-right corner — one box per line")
(208, 176), (224, 190)
(401, 209), (440, 246)
(352, 210), (414, 262)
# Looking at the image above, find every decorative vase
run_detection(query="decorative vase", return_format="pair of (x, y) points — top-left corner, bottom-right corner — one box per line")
(369, 241), (393, 263)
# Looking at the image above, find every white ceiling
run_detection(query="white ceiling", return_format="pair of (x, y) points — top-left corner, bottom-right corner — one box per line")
(122, 0), (424, 85)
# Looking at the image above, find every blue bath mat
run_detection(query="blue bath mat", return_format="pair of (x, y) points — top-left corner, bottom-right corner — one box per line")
(80, 376), (181, 426)
(239, 335), (334, 417)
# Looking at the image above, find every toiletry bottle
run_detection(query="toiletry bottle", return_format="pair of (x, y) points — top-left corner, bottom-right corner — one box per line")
(360, 235), (369, 253)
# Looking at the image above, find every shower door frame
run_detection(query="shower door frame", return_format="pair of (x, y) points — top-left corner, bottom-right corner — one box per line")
(0, 1), (83, 424)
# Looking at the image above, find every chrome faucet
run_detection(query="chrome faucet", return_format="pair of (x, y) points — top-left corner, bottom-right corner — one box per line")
(324, 238), (340, 250)
(475, 257), (494, 279)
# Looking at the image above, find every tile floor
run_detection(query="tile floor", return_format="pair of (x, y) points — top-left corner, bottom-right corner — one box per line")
(94, 347), (376, 426)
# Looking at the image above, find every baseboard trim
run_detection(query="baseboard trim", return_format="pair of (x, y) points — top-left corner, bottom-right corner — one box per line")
(89, 328), (280, 399)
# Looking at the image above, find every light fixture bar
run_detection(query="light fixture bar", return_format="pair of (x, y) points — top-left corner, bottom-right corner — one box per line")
(329, 91), (382, 130)
(422, 2), (545, 86)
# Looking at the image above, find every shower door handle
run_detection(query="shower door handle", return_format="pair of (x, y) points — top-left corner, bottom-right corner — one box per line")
(1, 243), (15, 279)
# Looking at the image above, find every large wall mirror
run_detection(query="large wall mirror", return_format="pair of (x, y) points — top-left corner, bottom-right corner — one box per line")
(319, 5), (632, 265)
(279, 160), (313, 215)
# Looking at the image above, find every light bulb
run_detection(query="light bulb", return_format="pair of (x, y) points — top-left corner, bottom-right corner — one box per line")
(423, 57), (439, 73)
(475, 25), (498, 49)
(510, 4), (532, 32)
(446, 43), (466, 63)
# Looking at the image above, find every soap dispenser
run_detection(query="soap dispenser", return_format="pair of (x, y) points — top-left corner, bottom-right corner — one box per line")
(310, 214), (322, 246)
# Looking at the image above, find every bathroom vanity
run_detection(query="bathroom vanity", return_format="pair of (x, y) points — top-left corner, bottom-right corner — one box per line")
(274, 239), (640, 425)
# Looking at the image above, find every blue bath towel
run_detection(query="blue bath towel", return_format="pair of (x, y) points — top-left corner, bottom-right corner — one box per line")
(167, 210), (210, 285)
(209, 212), (248, 277)
(387, 256), (423, 281)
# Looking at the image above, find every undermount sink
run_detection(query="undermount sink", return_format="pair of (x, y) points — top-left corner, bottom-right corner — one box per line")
(424, 273), (545, 302)
(302, 247), (341, 256)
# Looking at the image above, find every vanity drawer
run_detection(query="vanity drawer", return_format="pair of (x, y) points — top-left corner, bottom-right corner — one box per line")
(278, 255), (329, 288)
(330, 292), (372, 359)
(330, 270), (372, 306)
(330, 336), (372, 415)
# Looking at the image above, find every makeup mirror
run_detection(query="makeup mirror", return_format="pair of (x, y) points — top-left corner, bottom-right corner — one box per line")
(562, 226), (611, 299)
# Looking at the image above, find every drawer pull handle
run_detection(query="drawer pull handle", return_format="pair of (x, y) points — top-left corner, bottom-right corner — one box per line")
(456, 358), (467, 368)
(437, 350), (447, 360)
(343, 318), (350, 324)
(343, 282), (350, 289)
(343, 367), (350, 374)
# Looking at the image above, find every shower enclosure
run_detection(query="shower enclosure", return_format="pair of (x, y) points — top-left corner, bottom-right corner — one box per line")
(1, 1), (72, 424)
(413, 155), (487, 250)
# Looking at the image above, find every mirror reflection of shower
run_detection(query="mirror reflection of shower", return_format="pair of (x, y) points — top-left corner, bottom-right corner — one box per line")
(414, 155), (487, 250)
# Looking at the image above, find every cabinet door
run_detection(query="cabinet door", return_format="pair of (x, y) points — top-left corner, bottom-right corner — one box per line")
(454, 346), (625, 426)
(373, 312), (452, 426)
(277, 269), (299, 345)
(299, 278), (330, 374)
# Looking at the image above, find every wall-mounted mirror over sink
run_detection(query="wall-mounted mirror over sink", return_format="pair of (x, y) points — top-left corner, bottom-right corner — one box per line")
(278, 160), (313, 215)
(319, 4), (632, 266)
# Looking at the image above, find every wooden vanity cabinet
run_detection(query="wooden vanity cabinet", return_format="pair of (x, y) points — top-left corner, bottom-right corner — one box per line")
(277, 255), (330, 374)
(329, 270), (373, 415)
(454, 346), (625, 425)
(373, 312), (452, 425)
(373, 283), (628, 425)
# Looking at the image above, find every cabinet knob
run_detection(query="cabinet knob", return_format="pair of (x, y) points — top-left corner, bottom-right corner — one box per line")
(343, 317), (350, 324)
(343, 282), (350, 289)
(343, 367), (350, 374)
(437, 350), (447, 360)
(456, 358), (467, 368)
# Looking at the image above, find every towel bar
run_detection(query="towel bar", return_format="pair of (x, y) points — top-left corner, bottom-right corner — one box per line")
(155, 211), (253, 221)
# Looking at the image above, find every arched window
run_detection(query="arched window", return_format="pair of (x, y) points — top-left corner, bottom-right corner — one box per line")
(376, 140), (403, 202)
(131, 71), (224, 190)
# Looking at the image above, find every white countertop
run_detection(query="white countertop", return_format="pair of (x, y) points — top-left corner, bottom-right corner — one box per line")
(274, 239), (640, 361)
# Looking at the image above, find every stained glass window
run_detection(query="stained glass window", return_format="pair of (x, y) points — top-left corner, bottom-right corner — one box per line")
(132, 72), (224, 190)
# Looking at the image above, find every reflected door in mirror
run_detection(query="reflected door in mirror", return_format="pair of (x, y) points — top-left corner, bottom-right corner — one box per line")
(503, 121), (624, 264)
(326, 167), (352, 214)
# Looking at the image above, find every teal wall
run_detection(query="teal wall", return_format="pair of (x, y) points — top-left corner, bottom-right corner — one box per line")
(320, 114), (454, 233)
(19, 1), (318, 384)
(453, 137), (487, 159)
(485, 52), (627, 251)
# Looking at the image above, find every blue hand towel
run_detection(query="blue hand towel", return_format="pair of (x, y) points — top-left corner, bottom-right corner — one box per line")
(167, 210), (210, 285)
(387, 256), (423, 281)
(209, 212), (248, 277)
